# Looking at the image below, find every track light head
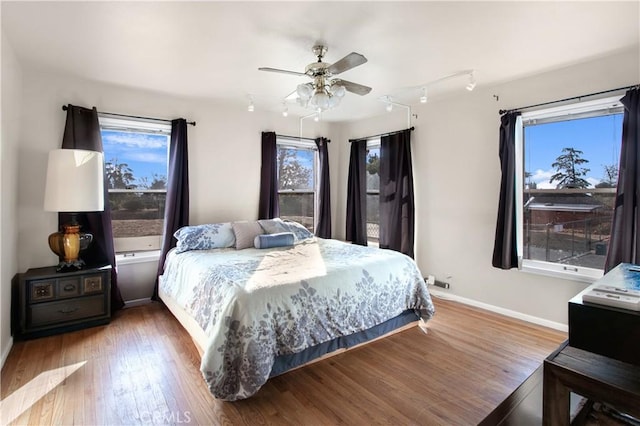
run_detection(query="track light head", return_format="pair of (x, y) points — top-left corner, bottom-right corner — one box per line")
(420, 87), (428, 104)
(247, 96), (255, 112)
(466, 72), (476, 91)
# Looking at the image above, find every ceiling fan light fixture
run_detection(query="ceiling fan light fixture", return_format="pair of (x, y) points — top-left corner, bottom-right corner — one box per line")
(259, 44), (372, 115)
(297, 83), (313, 99)
(311, 91), (330, 110)
(330, 83), (346, 98)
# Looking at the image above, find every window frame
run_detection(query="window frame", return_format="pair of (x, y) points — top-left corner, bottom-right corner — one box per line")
(98, 115), (171, 253)
(275, 138), (319, 232)
(366, 138), (381, 244)
(515, 95), (624, 283)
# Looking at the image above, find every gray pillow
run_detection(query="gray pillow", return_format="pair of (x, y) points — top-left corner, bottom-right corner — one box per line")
(258, 218), (287, 234)
(232, 221), (264, 249)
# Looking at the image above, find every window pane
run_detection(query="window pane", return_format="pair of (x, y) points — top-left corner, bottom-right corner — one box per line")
(278, 192), (314, 231)
(109, 192), (166, 238)
(276, 143), (317, 232)
(366, 146), (380, 242)
(277, 147), (314, 190)
(102, 129), (169, 190)
(523, 113), (622, 270)
(100, 124), (170, 248)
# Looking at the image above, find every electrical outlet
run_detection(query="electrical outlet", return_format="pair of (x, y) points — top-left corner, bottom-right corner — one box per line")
(426, 275), (435, 285)
(434, 280), (450, 289)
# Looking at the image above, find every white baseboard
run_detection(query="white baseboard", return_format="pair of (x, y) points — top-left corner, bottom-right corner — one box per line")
(1, 337), (13, 369)
(428, 288), (568, 332)
(124, 297), (153, 308)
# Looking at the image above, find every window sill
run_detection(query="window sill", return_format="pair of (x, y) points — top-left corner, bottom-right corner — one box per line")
(116, 250), (161, 266)
(521, 261), (603, 284)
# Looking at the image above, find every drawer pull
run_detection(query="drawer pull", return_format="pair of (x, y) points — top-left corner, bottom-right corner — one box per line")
(58, 307), (78, 314)
(63, 284), (76, 292)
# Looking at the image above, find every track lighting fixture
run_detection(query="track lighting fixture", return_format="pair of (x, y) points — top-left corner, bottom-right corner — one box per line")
(382, 69), (476, 107)
(466, 72), (476, 91)
(420, 87), (428, 104)
(247, 96), (255, 112)
(282, 102), (288, 117)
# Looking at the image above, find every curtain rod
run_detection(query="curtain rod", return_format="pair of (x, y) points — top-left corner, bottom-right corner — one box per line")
(499, 84), (638, 115)
(277, 134), (326, 143)
(62, 105), (196, 126)
(349, 126), (414, 143)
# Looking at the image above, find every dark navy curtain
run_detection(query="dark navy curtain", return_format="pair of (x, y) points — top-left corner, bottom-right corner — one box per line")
(605, 87), (640, 271)
(61, 104), (124, 312)
(346, 139), (368, 245)
(154, 119), (189, 299)
(492, 112), (520, 269)
(379, 129), (415, 258)
(258, 131), (279, 219)
(315, 137), (332, 238)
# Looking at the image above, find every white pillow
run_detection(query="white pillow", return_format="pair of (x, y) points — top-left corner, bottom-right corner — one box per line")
(173, 223), (235, 253)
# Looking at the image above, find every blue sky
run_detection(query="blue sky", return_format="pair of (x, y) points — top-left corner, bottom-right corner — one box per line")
(101, 130), (169, 188)
(524, 113), (623, 188)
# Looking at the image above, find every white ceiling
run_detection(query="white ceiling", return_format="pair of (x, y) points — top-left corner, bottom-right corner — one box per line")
(2, 1), (639, 122)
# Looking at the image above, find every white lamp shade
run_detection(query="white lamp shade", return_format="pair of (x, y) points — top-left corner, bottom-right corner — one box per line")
(44, 149), (105, 212)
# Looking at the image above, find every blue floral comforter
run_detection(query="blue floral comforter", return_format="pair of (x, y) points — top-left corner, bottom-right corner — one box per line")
(159, 238), (435, 401)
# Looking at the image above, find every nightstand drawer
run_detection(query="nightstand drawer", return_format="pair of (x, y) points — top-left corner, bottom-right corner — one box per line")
(28, 295), (106, 327)
(29, 279), (55, 302)
(83, 275), (103, 293)
(57, 277), (81, 299)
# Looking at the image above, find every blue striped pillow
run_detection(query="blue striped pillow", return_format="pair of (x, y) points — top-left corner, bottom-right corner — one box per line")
(253, 232), (295, 249)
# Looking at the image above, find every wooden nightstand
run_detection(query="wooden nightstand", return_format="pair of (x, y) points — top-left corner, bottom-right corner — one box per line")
(15, 265), (111, 339)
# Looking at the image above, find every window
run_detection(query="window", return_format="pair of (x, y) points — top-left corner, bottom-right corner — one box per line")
(516, 96), (624, 281)
(99, 116), (170, 253)
(366, 139), (381, 243)
(276, 138), (318, 232)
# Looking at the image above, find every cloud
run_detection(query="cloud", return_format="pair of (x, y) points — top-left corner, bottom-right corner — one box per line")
(587, 177), (601, 188)
(127, 152), (168, 164)
(102, 132), (167, 150)
(529, 168), (600, 189)
(530, 169), (556, 189)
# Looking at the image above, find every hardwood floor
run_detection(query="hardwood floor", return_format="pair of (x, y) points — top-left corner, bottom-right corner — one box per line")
(1, 297), (566, 425)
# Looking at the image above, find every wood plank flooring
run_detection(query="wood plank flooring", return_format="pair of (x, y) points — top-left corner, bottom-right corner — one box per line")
(1, 297), (566, 425)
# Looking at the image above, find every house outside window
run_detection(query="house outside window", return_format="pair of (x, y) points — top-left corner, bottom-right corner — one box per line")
(276, 138), (318, 232)
(516, 96), (624, 282)
(99, 116), (170, 253)
(366, 139), (381, 243)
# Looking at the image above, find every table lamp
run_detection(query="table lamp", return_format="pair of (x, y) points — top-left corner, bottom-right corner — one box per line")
(44, 149), (105, 271)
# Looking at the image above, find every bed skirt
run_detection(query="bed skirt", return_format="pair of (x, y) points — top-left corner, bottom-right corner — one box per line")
(269, 309), (420, 377)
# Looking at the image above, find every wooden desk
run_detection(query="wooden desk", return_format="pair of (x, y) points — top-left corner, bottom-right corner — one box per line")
(543, 342), (640, 425)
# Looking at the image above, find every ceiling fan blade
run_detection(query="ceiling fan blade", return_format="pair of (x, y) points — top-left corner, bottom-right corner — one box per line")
(337, 79), (372, 96)
(327, 52), (367, 75)
(258, 67), (307, 77)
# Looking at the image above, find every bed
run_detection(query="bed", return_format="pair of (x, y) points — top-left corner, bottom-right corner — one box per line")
(158, 219), (435, 401)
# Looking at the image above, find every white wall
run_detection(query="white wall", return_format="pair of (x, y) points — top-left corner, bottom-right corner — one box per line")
(334, 47), (640, 326)
(1, 32), (22, 366)
(9, 45), (639, 341)
(16, 67), (332, 273)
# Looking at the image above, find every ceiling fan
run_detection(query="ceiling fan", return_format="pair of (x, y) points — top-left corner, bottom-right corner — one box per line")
(259, 45), (372, 112)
